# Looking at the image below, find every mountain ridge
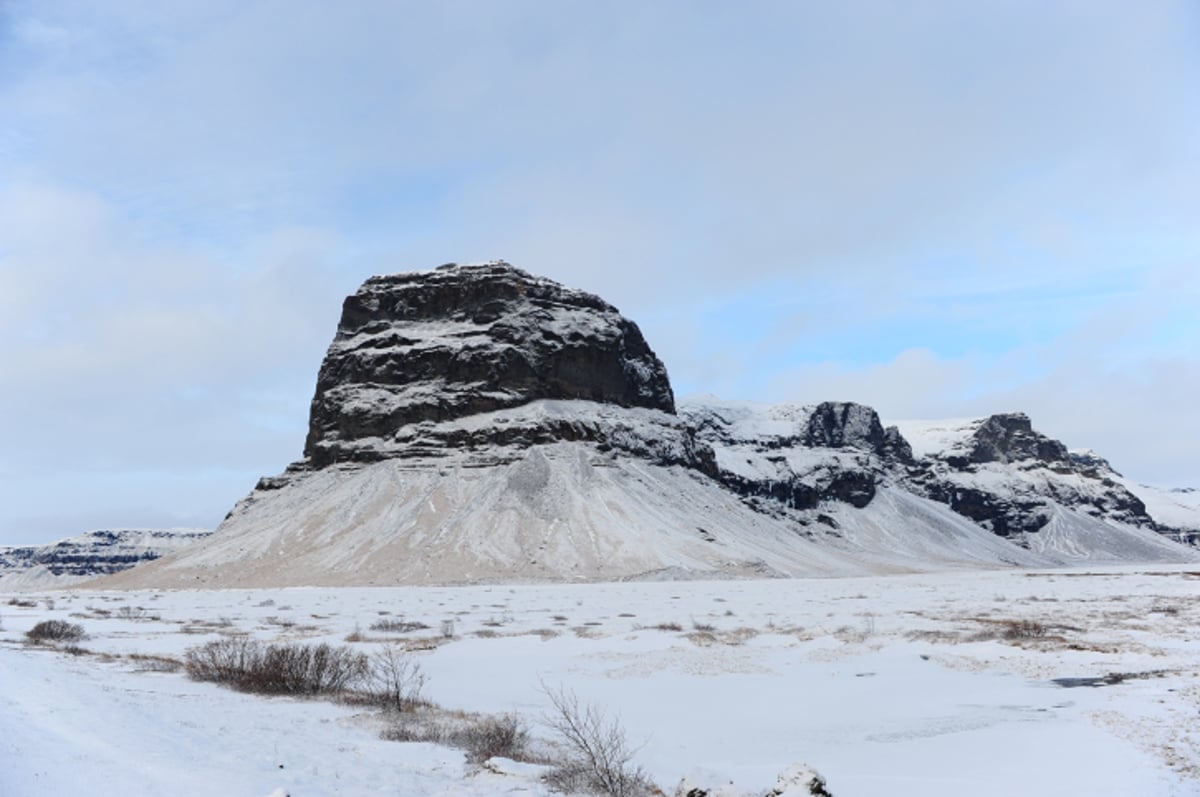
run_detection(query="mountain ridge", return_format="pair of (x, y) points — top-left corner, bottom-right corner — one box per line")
(85, 262), (1199, 589)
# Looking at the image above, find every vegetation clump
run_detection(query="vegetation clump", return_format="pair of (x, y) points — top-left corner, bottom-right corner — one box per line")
(26, 620), (86, 644)
(184, 638), (368, 696)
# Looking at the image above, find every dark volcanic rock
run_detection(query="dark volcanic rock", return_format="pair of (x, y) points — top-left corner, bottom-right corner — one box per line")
(803, 402), (886, 451)
(680, 400), (893, 514)
(966, 413), (1068, 465)
(304, 262), (676, 467)
(905, 413), (1156, 540)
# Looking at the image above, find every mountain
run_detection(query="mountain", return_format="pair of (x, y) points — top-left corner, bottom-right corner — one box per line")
(0, 529), (211, 589)
(682, 399), (1194, 565)
(92, 262), (1197, 588)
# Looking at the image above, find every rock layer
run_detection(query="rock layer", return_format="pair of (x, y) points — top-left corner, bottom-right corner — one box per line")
(0, 529), (211, 587)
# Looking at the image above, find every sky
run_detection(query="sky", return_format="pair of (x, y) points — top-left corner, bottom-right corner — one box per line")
(1, 1), (1198, 546)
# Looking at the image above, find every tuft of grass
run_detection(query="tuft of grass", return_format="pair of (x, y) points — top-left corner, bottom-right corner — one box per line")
(647, 622), (683, 632)
(127, 653), (183, 673)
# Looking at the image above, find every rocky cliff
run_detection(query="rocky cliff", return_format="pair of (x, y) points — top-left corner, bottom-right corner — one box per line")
(685, 401), (1192, 557)
(302, 262), (679, 468)
(0, 529), (211, 588)
(895, 415), (1158, 540)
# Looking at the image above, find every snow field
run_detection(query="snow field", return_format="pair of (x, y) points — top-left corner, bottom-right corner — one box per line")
(2, 566), (1199, 796)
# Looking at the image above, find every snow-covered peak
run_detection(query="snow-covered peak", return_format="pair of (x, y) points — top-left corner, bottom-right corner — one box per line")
(891, 418), (981, 459)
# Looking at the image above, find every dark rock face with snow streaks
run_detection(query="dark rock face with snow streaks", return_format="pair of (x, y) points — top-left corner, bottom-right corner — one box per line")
(303, 262), (676, 468)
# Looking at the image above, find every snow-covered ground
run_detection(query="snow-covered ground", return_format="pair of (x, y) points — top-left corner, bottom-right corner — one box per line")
(3, 567), (1199, 796)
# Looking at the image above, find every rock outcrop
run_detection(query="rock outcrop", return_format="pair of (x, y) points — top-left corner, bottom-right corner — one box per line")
(0, 529), (211, 588)
(896, 414), (1155, 541)
(680, 400), (901, 513)
(685, 401), (1195, 558)
(303, 262), (676, 468)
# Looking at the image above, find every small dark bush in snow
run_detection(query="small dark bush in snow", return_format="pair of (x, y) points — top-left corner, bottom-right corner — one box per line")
(26, 620), (86, 643)
(454, 713), (531, 764)
(184, 638), (368, 696)
(1002, 619), (1050, 640)
(369, 618), (430, 633)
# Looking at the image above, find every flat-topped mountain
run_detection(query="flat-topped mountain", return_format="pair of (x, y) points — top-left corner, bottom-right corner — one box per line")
(0, 529), (211, 589)
(304, 262), (677, 468)
(92, 263), (1197, 588)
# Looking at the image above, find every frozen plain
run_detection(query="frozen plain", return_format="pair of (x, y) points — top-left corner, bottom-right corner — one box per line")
(2, 566), (1199, 797)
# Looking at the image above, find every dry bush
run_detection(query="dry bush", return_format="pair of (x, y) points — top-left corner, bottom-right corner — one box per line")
(451, 713), (531, 764)
(128, 653), (183, 673)
(26, 620), (86, 644)
(184, 638), (368, 695)
(541, 683), (656, 797)
(369, 643), (427, 712)
(383, 709), (536, 766)
(115, 606), (159, 621)
(1002, 619), (1050, 640)
(645, 622), (682, 632)
(370, 618), (430, 633)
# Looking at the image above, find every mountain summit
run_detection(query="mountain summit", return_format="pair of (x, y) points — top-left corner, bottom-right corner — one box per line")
(93, 263), (1198, 588)
(304, 262), (676, 467)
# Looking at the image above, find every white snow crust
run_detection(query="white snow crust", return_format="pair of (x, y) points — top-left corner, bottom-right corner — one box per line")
(4, 568), (1200, 796)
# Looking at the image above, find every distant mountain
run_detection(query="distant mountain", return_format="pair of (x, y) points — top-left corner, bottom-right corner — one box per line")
(0, 529), (212, 589)
(92, 262), (1198, 589)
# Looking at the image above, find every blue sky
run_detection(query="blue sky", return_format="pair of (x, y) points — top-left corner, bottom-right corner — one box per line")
(1, 1), (1198, 545)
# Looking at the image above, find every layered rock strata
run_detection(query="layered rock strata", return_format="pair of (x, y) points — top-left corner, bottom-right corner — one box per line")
(303, 262), (677, 468)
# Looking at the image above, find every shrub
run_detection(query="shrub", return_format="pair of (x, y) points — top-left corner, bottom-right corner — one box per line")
(369, 644), (427, 712)
(454, 713), (530, 764)
(1002, 619), (1049, 640)
(26, 620), (86, 643)
(370, 618), (430, 633)
(383, 709), (537, 766)
(541, 683), (656, 797)
(184, 638), (368, 696)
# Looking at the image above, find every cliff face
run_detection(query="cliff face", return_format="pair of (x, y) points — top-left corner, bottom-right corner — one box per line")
(303, 262), (676, 468)
(684, 401), (1193, 556)
(891, 415), (1176, 551)
(0, 529), (211, 587)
